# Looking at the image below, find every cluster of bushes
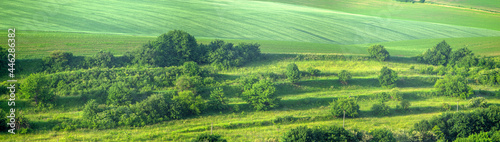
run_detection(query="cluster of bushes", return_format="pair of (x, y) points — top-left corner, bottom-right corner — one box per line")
(368, 44), (390, 61)
(412, 105), (500, 141)
(239, 75), (280, 111)
(281, 125), (363, 142)
(41, 30), (261, 72)
(434, 75), (473, 99)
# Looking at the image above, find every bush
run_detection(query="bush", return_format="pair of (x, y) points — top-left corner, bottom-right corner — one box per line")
(399, 100), (411, 112)
(339, 70), (352, 85)
(208, 87), (228, 110)
(417, 40), (452, 66)
(20, 73), (55, 105)
(368, 44), (390, 61)
(193, 133), (227, 142)
(454, 131), (491, 142)
(0, 109), (8, 131)
(329, 97), (360, 118)
(106, 82), (137, 106)
(286, 63), (301, 83)
(467, 97), (488, 108)
(371, 129), (396, 142)
(172, 91), (205, 115)
(390, 88), (402, 101)
(434, 75), (473, 99)
(379, 66), (398, 88)
(241, 79), (280, 111)
(442, 103), (452, 111)
(376, 92), (391, 103)
(306, 67), (320, 76)
(281, 126), (362, 142)
(175, 75), (202, 93)
(372, 102), (390, 116)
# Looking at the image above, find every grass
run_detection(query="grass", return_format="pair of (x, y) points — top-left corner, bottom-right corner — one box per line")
(1, 0), (500, 45)
(426, 0), (500, 13)
(2, 56), (499, 141)
(258, 0), (500, 31)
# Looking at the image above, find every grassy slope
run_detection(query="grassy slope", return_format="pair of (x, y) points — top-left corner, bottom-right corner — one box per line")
(426, 0), (500, 12)
(257, 0), (500, 31)
(2, 58), (500, 141)
(1, 0), (500, 45)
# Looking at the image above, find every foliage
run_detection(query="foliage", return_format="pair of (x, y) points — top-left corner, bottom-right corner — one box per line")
(208, 87), (229, 110)
(86, 51), (116, 68)
(442, 103), (452, 111)
(107, 82), (138, 106)
(0, 46), (9, 76)
(193, 133), (227, 142)
(434, 75), (473, 99)
(368, 44), (390, 61)
(371, 102), (390, 116)
(338, 70), (352, 85)
(0, 109), (8, 131)
(398, 100), (411, 112)
(172, 91), (205, 115)
(371, 129), (396, 142)
(241, 79), (280, 111)
(453, 131), (491, 142)
(20, 73), (55, 105)
(305, 67), (320, 76)
(378, 66), (398, 88)
(375, 92), (391, 103)
(467, 97), (488, 108)
(281, 125), (362, 142)
(175, 75), (202, 93)
(417, 40), (452, 66)
(329, 97), (360, 118)
(390, 88), (402, 101)
(413, 106), (500, 141)
(83, 99), (102, 120)
(286, 63), (301, 84)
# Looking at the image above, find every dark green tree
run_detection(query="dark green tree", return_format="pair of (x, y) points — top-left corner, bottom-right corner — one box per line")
(208, 87), (228, 110)
(306, 67), (321, 76)
(329, 97), (360, 118)
(172, 91), (205, 115)
(193, 133), (227, 142)
(338, 70), (352, 85)
(368, 44), (390, 61)
(418, 40), (452, 66)
(378, 66), (398, 88)
(371, 102), (390, 116)
(286, 63), (301, 84)
(107, 82), (137, 106)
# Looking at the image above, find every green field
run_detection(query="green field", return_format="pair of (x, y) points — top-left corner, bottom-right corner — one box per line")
(1, 0), (500, 141)
(1, 0), (500, 45)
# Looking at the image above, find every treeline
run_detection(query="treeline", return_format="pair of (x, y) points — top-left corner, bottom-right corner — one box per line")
(42, 30), (261, 72)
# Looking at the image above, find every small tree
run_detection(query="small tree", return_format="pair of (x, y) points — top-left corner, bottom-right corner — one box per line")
(194, 133), (227, 142)
(378, 67), (398, 88)
(107, 82), (137, 106)
(434, 75), (473, 99)
(83, 99), (101, 120)
(286, 63), (301, 84)
(20, 73), (55, 105)
(368, 44), (390, 61)
(208, 87), (228, 110)
(172, 91), (205, 115)
(329, 97), (360, 118)
(306, 67), (321, 76)
(182, 61), (201, 77)
(339, 70), (352, 85)
(241, 79), (280, 111)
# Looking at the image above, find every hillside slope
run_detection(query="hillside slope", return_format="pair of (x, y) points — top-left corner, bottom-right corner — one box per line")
(1, 0), (500, 44)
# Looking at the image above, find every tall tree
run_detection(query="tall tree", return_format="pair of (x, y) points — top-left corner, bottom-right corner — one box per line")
(368, 44), (390, 61)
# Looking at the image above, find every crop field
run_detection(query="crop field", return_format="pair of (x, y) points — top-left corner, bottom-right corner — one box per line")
(1, 0), (500, 141)
(1, 0), (500, 45)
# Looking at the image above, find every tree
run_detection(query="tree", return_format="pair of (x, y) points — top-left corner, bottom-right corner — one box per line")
(338, 70), (352, 85)
(329, 97), (360, 118)
(182, 61), (201, 77)
(175, 75), (202, 93)
(434, 75), (473, 99)
(418, 40), (452, 66)
(449, 47), (473, 66)
(20, 73), (55, 105)
(88, 51), (116, 68)
(172, 91), (205, 115)
(241, 79), (280, 111)
(378, 67), (398, 88)
(208, 87), (228, 110)
(286, 63), (301, 84)
(368, 44), (390, 61)
(42, 51), (75, 71)
(371, 129), (396, 142)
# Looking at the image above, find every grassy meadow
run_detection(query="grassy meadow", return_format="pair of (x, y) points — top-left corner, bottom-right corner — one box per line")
(0, 0), (499, 141)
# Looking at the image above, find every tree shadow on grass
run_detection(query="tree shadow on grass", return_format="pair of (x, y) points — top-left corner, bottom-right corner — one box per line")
(299, 78), (379, 89)
(359, 106), (444, 118)
(386, 56), (418, 64)
(398, 76), (440, 88)
(56, 96), (87, 110)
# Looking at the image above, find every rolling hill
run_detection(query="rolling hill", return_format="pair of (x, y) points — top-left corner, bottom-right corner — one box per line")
(1, 0), (500, 45)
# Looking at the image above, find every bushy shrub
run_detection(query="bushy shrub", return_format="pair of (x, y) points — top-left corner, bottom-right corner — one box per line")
(241, 79), (280, 111)
(306, 67), (320, 76)
(376, 92), (391, 102)
(442, 103), (452, 111)
(372, 102), (390, 116)
(193, 133), (227, 142)
(208, 87), (228, 110)
(339, 70), (352, 85)
(417, 40), (452, 66)
(175, 75), (202, 93)
(368, 44), (390, 61)
(172, 91), (205, 115)
(454, 131), (491, 142)
(106, 82), (138, 106)
(390, 88), (402, 101)
(379, 66), (398, 88)
(398, 100), (411, 112)
(371, 129), (396, 142)
(20, 73), (55, 106)
(434, 75), (473, 99)
(329, 97), (360, 118)
(286, 63), (301, 83)
(467, 97), (488, 108)
(281, 126), (362, 142)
